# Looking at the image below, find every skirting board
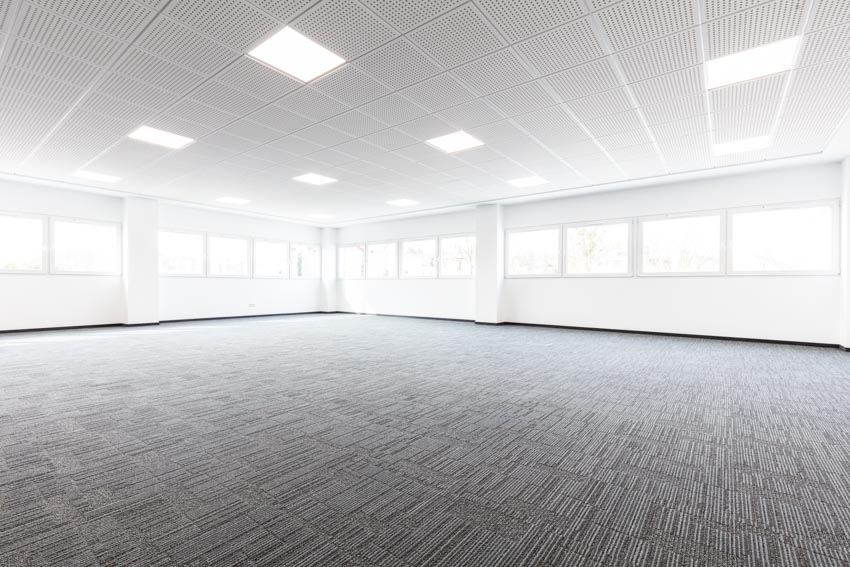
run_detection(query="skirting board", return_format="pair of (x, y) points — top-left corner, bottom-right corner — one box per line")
(335, 311), (473, 323)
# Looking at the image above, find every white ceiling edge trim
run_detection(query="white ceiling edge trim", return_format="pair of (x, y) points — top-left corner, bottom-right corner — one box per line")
(331, 152), (840, 227)
(0, 171), (327, 229)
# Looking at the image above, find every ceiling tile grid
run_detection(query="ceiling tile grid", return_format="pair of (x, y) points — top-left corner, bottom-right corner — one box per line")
(0, 0), (846, 223)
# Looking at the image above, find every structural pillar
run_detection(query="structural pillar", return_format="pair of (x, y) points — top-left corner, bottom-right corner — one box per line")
(123, 197), (159, 325)
(840, 158), (850, 349)
(320, 226), (338, 313)
(475, 203), (504, 324)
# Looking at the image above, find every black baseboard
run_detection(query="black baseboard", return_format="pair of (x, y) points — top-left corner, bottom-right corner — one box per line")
(500, 321), (840, 349)
(124, 322), (160, 327)
(161, 311), (328, 324)
(474, 321), (503, 326)
(0, 323), (123, 335)
(336, 311), (473, 323)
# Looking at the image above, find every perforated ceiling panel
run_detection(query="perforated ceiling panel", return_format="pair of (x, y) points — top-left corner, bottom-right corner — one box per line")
(514, 18), (604, 74)
(409, 4), (504, 68)
(598, 0), (696, 51)
(0, 0), (845, 222)
(292, 0), (397, 60)
(705, 0), (805, 59)
(475, 0), (586, 42)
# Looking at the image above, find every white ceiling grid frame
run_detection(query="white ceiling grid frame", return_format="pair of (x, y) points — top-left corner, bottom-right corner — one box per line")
(704, 0), (805, 59)
(311, 64), (391, 107)
(582, 0), (673, 178)
(25, 0), (158, 42)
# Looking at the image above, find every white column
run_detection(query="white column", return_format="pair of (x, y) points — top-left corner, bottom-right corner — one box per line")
(475, 203), (504, 324)
(123, 197), (159, 325)
(840, 158), (850, 348)
(320, 226), (338, 313)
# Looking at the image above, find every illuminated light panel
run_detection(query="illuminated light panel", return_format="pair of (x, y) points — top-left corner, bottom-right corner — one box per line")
(426, 131), (484, 153)
(249, 27), (345, 82)
(508, 176), (548, 188)
(73, 170), (121, 183)
(712, 135), (772, 156)
(293, 173), (337, 185)
(128, 126), (194, 149)
(216, 197), (250, 205)
(387, 199), (419, 207)
(705, 37), (800, 89)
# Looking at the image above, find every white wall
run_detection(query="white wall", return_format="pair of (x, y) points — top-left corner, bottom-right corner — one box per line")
(0, 179), (125, 331)
(0, 179), (324, 330)
(502, 163), (843, 344)
(336, 211), (476, 320)
(157, 204), (322, 321)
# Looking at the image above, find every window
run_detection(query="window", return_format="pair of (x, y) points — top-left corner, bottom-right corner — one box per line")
(439, 235), (475, 277)
(254, 239), (289, 278)
(291, 242), (321, 279)
(730, 203), (838, 274)
(367, 241), (398, 279)
(208, 235), (250, 277)
(159, 231), (205, 276)
(565, 221), (630, 276)
(401, 238), (437, 278)
(0, 213), (46, 272)
(339, 244), (365, 279)
(506, 227), (560, 276)
(640, 213), (722, 275)
(52, 219), (120, 274)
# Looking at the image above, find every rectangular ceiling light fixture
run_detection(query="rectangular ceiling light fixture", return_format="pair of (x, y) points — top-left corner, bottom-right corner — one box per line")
(293, 173), (337, 185)
(128, 126), (194, 149)
(426, 131), (485, 153)
(712, 135), (772, 156)
(387, 199), (419, 207)
(508, 175), (548, 188)
(216, 197), (251, 205)
(73, 170), (121, 183)
(249, 27), (345, 82)
(705, 36), (800, 89)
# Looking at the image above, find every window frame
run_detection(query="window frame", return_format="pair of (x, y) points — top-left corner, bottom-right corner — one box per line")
(563, 218), (633, 278)
(158, 228), (207, 278)
(636, 209), (726, 277)
(366, 240), (399, 280)
(204, 233), (251, 278)
(399, 236), (439, 279)
(252, 238), (290, 279)
(49, 216), (123, 276)
(726, 199), (840, 277)
(505, 225), (563, 279)
(0, 210), (49, 275)
(338, 242), (367, 280)
(290, 241), (322, 280)
(438, 233), (476, 279)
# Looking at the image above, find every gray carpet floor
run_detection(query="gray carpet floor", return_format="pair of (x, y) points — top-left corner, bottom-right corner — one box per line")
(1, 314), (849, 566)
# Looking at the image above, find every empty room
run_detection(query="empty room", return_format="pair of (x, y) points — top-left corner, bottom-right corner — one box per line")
(2, 0), (850, 565)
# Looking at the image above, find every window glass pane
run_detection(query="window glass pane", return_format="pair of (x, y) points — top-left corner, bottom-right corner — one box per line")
(208, 235), (249, 277)
(0, 215), (44, 271)
(566, 223), (629, 275)
(641, 215), (721, 273)
(53, 220), (120, 273)
(507, 228), (560, 276)
(254, 240), (288, 278)
(401, 239), (437, 277)
(339, 244), (365, 279)
(731, 205), (834, 272)
(291, 243), (321, 278)
(440, 236), (475, 277)
(159, 231), (204, 275)
(367, 242), (398, 279)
